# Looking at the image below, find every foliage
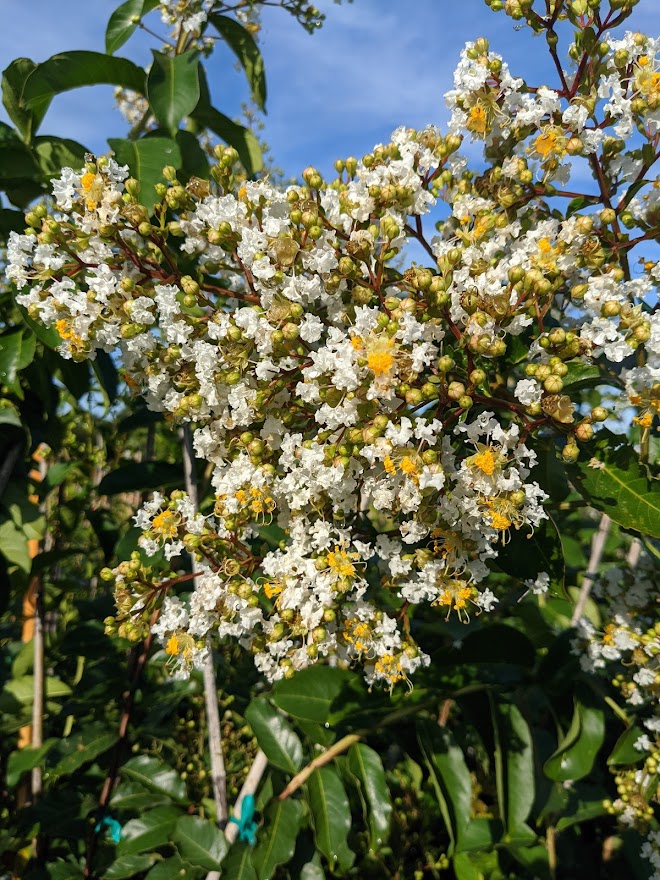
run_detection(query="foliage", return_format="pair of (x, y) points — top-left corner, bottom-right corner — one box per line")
(0, 1), (659, 880)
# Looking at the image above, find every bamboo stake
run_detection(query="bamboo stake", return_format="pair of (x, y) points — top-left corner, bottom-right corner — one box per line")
(181, 427), (228, 826)
(571, 513), (611, 626)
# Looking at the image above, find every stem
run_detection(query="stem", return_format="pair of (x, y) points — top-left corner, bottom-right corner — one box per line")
(182, 427), (228, 826)
(571, 513), (610, 626)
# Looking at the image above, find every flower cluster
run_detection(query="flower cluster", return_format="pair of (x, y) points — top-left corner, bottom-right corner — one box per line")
(573, 550), (659, 871)
(7, 17), (659, 692)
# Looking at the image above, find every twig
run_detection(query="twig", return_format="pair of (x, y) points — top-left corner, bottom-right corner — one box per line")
(571, 514), (611, 625)
(224, 749), (269, 846)
(182, 427), (228, 826)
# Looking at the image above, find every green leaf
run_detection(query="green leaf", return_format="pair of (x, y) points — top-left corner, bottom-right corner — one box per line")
(209, 14), (266, 111)
(221, 842), (257, 880)
(108, 136), (181, 214)
(191, 68), (262, 176)
(561, 362), (605, 391)
(23, 52), (146, 109)
(299, 856), (325, 880)
(97, 460), (184, 496)
(2, 58), (51, 142)
(19, 306), (62, 349)
(92, 349), (119, 408)
(252, 798), (303, 880)
(347, 743), (391, 849)
(567, 430), (660, 538)
(172, 815), (228, 870)
(0, 208), (25, 241)
(51, 725), (118, 778)
(494, 701), (535, 835)
(118, 806), (182, 855)
(245, 697), (304, 774)
(496, 515), (565, 598)
(111, 779), (173, 812)
(144, 854), (197, 879)
(1, 674), (71, 706)
(121, 754), (188, 803)
(6, 739), (57, 787)
(33, 136), (87, 178)
(418, 720), (472, 853)
(176, 129), (209, 181)
(0, 330), (24, 391)
(147, 50), (200, 136)
(608, 725), (646, 766)
(0, 517), (30, 572)
(272, 666), (356, 723)
(544, 687), (605, 782)
(106, 0), (145, 54)
(306, 766), (353, 871)
(104, 854), (157, 879)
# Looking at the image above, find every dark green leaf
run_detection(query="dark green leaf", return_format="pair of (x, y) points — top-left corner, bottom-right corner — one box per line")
(0, 208), (25, 241)
(97, 461), (184, 496)
(252, 798), (303, 880)
(221, 842), (257, 880)
(147, 50), (200, 136)
(6, 739), (57, 787)
(51, 725), (118, 778)
(121, 754), (188, 802)
(494, 701), (535, 835)
(19, 306), (62, 349)
(106, 0), (145, 54)
(272, 666), (357, 723)
(118, 806), (182, 855)
(2, 58), (51, 141)
(496, 515), (565, 598)
(209, 14), (266, 110)
(176, 129), (209, 181)
(561, 362), (605, 390)
(245, 697), (304, 774)
(92, 350), (119, 407)
(111, 779), (173, 812)
(104, 854), (157, 879)
(23, 52), (146, 108)
(172, 814), (228, 870)
(0, 331), (24, 391)
(108, 136), (181, 214)
(608, 725), (646, 766)
(144, 854), (197, 879)
(544, 687), (605, 782)
(568, 430), (660, 537)
(347, 743), (391, 849)
(306, 766), (353, 871)
(33, 136), (87, 178)
(418, 721), (472, 853)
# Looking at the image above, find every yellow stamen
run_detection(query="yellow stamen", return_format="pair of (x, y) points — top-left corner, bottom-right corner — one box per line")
(473, 448), (496, 476)
(152, 509), (178, 539)
(165, 634), (180, 656)
(327, 547), (356, 578)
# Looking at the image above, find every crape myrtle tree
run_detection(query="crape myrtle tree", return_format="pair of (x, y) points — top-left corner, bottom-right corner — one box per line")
(1, 0), (660, 878)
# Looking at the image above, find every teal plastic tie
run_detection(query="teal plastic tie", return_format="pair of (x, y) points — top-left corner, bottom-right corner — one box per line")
(228, 793), (258, 845)
(94, 815), (122, 844)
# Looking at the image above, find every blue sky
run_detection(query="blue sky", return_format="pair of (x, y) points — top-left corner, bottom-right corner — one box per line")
(0, 0), (656, 182)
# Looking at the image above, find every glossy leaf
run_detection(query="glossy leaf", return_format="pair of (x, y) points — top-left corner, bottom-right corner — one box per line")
(209, 14), (266, 110)
(106, 0), (145, 54)
(117, 806), (182, 855)
(23, 52), (146, 108)
(493, 700), (535, 835)
(104, 854), (157, 879)
(418, 720), (472, 852)
(108, 136), (181, 214)
(2, 58), (51, 142)
(33, 136), (87, 177)
(51, 725), (117, 778)
(306, 765), (353, 871)
(147, 50), (200, 135)
(121, 754), (188, 803)
(220, 842), (257, 880)
(347, 743), (391, 848)
(6, 739), (57, 787)
(172, 814), (228, 870)
(144, 854), (197, 879)
(252, 798), (303, 880)
(544, 688), (605, 782)
(608, 725), (646, 766)
(568, 430), (660, 538)
(245, 697), (304, 774)
(272, 665), (356, 723)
